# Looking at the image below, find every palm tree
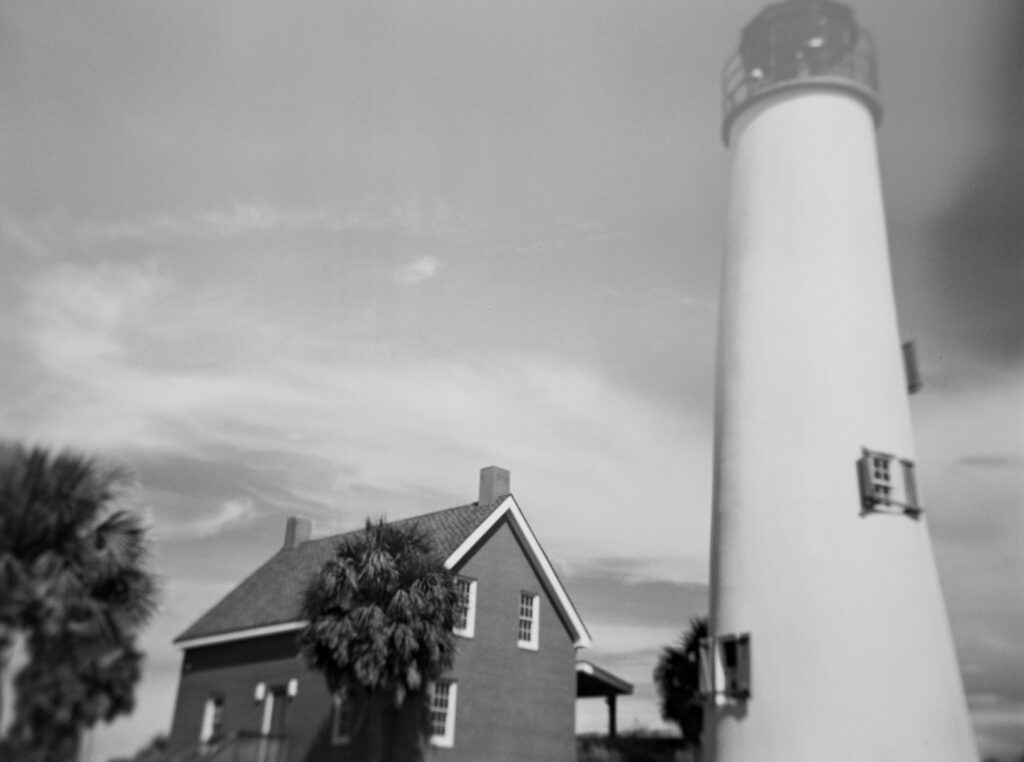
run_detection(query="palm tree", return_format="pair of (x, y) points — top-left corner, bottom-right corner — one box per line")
(653, 616), (708, 748)
(299, 517), (459, 762)
(0, 443), (157, 761)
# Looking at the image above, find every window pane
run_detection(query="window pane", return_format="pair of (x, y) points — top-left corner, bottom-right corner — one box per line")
(722, 639), (738, 668)
(454, 578), (471, 630)
(430, 682), (451, 737)
(518, 592), (534, 642)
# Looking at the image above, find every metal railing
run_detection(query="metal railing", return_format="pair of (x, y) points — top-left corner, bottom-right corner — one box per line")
(165, 731), (289, 762)
(721, 30), (880, 141)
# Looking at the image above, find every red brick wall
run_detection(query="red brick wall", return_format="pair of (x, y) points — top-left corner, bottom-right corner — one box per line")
(167, 515), (578, 762)
(166, 632), (337, 761)
(436, 516), (577, 762)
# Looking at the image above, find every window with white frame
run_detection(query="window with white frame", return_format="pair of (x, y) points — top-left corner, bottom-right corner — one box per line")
(331, 686), (358, 746)
(517, 591), (539, 650)
(869, 453), (892, 499)
(428, 680), (457, 748)
(199, 696), (224, 744)
(858, 448), (922, 516)
(453, 576), (477, 638)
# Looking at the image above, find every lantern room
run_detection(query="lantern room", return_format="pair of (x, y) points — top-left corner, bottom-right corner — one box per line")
(721, 0), (881, 143)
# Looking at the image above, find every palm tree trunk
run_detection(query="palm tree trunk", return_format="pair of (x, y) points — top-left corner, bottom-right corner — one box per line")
(367, 693), (385, 762)
(0, 625), (19, 741)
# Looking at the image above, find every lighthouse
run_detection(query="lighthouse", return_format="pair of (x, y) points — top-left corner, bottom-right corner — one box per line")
(705, 2), (978, 760)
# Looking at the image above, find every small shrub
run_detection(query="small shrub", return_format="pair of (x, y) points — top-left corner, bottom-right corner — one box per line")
(577, 731), (692, 762)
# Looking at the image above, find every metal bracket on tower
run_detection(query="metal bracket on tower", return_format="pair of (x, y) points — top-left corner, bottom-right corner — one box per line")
(902, 341), (923, 394)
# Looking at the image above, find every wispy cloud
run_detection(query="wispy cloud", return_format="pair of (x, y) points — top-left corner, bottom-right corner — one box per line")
(70, 205), (326, 242)
(24, 259), (165, 370)
(958, 454), (1024, 471)
(564, 563), (708, 628)
(155, 497), (256, 541)
(19, 197), (482, 250)
(393, 255), (440, 285)
(968, 694), (1024, 760)
(480, 217), (626, 258)
(379, 197), (478, 242)
(9, 258), (707, 563)
(1, 214), (50, 259)
(9, 254), (712, 756)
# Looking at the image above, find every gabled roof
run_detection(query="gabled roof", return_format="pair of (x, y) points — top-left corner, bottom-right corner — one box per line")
(175, 496), (592, 650)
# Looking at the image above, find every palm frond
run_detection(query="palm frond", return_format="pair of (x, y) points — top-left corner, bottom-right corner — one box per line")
(300, 514), (458, 713)
(0, 441), (156, 756)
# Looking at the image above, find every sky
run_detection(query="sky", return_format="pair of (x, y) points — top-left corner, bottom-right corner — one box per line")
(0, 1), (1020, 760)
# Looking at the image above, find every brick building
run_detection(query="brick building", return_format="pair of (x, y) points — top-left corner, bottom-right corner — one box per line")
(166, 467), (630, 761)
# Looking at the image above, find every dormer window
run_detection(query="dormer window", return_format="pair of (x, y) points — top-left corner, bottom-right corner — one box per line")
(517, 591), (539, 650)
(453, 577), (477, 638)
(858, 448), (922, 516)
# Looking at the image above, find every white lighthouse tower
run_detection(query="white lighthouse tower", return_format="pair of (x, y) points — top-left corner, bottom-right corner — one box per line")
(705, 1), (978, 760)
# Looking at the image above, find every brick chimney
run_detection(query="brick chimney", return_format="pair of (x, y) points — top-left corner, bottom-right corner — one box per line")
(478, 466), (510, 507)
(283, 516), (312, 549)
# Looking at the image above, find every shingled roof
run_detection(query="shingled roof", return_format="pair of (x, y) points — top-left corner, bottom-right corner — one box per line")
(175, 501), (495, 644)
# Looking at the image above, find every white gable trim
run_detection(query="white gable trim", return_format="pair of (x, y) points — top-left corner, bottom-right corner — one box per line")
(175, 620), (305, 650)
(444, 496), (592, 649)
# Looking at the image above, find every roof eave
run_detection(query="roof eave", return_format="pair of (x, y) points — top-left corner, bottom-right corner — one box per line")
(576, 659), (634, 695)
(175, 496), (593, 651)
(174, 620), (305, 650)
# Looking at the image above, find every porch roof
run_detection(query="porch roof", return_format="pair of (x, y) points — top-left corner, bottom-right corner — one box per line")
(576, 660), (633, 698)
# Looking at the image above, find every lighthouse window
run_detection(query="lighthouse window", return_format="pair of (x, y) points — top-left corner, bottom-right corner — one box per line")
(720, 634), (751, 699)
(858, 449), (922, 516)
(697, 633), (751, 703)
(870, 456), (891, 498)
